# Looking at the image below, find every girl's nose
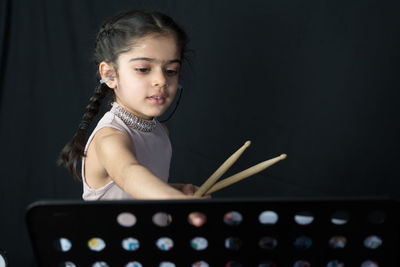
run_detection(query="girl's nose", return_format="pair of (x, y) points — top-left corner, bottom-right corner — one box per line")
(152, 69), (167, 88)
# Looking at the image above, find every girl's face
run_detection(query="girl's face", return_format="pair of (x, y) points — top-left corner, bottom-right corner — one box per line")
(113, 34), (181, 120)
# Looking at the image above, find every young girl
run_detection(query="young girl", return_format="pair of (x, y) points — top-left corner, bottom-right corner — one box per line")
(59, 10), (205, 200)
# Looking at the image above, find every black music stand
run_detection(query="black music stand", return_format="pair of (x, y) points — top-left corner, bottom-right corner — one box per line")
(26, 197), (399, 266)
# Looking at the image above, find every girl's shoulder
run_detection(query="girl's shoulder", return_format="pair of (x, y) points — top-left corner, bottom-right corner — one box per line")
(85, 112), (131, 151)
(95, 111), (130, 133)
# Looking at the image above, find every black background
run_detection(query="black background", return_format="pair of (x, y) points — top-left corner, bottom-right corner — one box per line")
(1, 0), (400, 265)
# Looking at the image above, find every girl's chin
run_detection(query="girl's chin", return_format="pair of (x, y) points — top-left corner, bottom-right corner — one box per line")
(144, 110), (169, 120)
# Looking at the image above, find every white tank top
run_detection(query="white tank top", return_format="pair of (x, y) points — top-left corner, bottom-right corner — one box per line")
(81, 103), (172, 200)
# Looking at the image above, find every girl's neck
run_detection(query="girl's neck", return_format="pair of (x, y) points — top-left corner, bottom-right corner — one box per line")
(115, 99), (153, 120)
(111, 102), (156, 132)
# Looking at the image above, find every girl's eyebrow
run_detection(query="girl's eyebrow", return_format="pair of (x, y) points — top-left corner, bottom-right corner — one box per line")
(129, 57), (181, 64)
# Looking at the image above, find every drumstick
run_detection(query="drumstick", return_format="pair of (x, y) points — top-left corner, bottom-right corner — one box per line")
(204, 154), (287, 195)
(194, 141), (251, 196)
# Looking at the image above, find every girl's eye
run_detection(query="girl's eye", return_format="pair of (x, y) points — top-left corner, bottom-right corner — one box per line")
(165, 69), (179, 76)
(135, 68), (150, 73)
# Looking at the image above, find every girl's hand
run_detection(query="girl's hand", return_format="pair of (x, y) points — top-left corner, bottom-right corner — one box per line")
(169, 183), (212, 198)
(181, 183), (198, 195)
(169, 183), (195, 195)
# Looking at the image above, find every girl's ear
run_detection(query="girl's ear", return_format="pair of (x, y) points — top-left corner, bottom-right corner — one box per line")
(99, 61), (117, 89)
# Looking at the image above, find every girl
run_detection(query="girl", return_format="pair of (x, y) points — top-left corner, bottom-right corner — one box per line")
(59, 10), (205, 200)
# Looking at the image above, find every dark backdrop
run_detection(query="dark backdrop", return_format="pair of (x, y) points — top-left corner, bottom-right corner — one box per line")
(1, 0), (400, 265)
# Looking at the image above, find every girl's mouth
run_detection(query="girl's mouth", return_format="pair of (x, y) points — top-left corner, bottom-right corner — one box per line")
(148, 95), (165, 104)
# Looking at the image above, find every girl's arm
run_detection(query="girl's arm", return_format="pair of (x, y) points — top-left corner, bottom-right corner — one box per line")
(93, 127), (196, 199)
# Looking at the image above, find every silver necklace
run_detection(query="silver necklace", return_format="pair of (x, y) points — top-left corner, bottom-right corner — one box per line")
(110, 102), (156, 132)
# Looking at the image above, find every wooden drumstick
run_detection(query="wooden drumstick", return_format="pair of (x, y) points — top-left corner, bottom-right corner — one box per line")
(194, 141), (251, 197)
(204, 154), (287, 195)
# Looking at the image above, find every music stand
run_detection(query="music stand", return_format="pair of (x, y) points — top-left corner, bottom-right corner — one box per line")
(26, 197), (399, 266)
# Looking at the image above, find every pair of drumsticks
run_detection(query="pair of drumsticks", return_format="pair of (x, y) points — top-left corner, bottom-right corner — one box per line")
(194, 141), (287, 196)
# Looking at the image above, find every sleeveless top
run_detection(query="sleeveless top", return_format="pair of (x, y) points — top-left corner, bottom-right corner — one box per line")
(82, 102), (172, 200)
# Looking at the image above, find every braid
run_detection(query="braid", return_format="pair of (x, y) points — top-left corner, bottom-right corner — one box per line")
(80, 83), (110, 130)
(58, 83), (111, 179)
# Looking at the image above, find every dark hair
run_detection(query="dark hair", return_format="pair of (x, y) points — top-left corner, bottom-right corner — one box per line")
(58, 10), (189, 179)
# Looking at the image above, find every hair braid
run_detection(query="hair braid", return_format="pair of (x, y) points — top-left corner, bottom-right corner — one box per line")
(81, 84), (110, 130)
(58, 83), (111, 179)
